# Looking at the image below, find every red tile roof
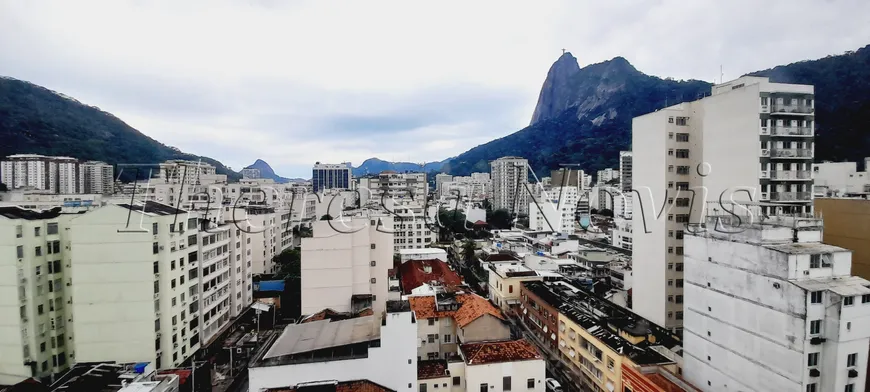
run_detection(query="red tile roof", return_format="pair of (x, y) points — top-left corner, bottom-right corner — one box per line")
(407, 293), (504, 328)
(265, 380), (395, 392)
(460, 339), (542, 365)
(417, 360), (449, 380)
(398, 259), (462, 295)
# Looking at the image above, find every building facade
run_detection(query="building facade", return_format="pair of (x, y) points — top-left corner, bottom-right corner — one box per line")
(619, 151), (633, 193)
(529, 186), (578, 235)
(683, 209), (870, 392)
(815, 198), (870, 280)
(312, 162), (352, 193)
(632, 76), (816, 333)
(491, 157), (529, 215)
(1, 155), (114, 194)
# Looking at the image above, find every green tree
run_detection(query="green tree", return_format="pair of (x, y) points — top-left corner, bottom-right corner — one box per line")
(488, 209), (512, 230)
(320, 214), (333, 221)
(293, 225), (312, 238)
(0, 183), (7, 192)
(462, 239), (477, 264)
(272, 248), (301, 280)
(481, 199), (493, 212)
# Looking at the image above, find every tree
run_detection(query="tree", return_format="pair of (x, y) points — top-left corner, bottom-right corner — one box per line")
(590, 208), (598, 215)
(481, 199), (493, 212)
(0, 183), (7, 192)
(320, 214), (333, 221)
(293, 225), (312, 238)
(598, 208), (614, 217)
(462, 239), (477, 264)
(272, 248), (301, 280)
(488, 209), (512, 230)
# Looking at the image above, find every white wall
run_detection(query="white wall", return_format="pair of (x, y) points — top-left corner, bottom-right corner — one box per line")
(463, 359), (545, 392)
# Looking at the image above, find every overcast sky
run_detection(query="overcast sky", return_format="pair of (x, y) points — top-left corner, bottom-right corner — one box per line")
(2, 0), (869, 177)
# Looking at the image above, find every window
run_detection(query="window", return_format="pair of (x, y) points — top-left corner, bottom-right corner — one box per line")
(428, 318), (435, 326)
(676, 166), (690, 175)
(16, 225), (22, 238)
(152, 222), (159, 235)
(810, 320), (822, 335)
(35, 246), (42, 256)
(844, 296), (854, 306)
(509, 285), (513, 293)
(676, 133), (689, 142)
(453, 377), (461, 386)
(845, 384), (855, 392)
(676, 295), (684, 304)
(47, 223), (58, 235)
(480, 384), (488, 392)
(370, 260), (376, 266)
(676, 149), (690, 158)
(153, 242), (159, 255)
(807, 352), (819, 367)
(40, 342), (46, 352)
(675, 263), (684, 271)
(863, 294), (870, 303)
(420, 384), (427, 392)
(503, 377), (511, 391)
(370, 244), (376, 249)
(667, 149), (674, 156)
(607, 357), (615, 370)
(428, 334), (436, 343)
(444, 334), (452, 343)
(675, 117), (688, 126)
(38, 304), (44, 315)
(847, 353), (857, 367)
(810, 254), (820, 268)
(676, 311), (684, 320)
(370, 278), (376, 284)
(527, 379), (534, 389)
(34, 227), (41, 237)
(676, 182), (689, 190)
(16, 245), (23, 258)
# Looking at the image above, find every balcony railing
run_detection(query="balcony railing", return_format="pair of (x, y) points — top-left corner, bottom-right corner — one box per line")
(771, 104), (814, 114)
(770, 148), (813, 158)
(770, 192), (812, 201)
(770, 170), (812, 180)
(770, 127), (813, 136)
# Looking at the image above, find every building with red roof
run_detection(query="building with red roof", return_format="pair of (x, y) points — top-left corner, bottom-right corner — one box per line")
(398, 259), (462, 295)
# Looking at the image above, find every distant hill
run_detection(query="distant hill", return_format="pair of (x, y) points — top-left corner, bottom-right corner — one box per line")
(443, 44), (870, 176)
(244, 159), (294, 183)
(352, 157), (448, 177)
(0, 76), (240, 182)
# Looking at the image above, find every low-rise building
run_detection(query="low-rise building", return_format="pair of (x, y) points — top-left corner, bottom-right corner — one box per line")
(248, 301), (417, 392)
(398, 259), (462, 296)
(815, 197), (870, 280)
(49, 362), (179, 392)
(408, 293), (510, 361)
(399, 248), (448, 264)
(459, 339), (545, 392)
(487, 264), (542, 312)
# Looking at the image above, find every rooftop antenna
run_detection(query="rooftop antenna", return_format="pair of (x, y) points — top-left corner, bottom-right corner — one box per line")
(720, 65), (724, 84)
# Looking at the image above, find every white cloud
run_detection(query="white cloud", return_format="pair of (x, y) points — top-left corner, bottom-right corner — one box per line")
(1, 0), (869, 177)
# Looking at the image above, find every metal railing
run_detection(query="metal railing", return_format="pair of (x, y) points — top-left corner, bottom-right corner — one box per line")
(770, 192), (812, 201)
(770, 170), (812, 180)
(770, 127), (813, 136)
(771, 104), (814, 114)
(770, 148), (813, 158)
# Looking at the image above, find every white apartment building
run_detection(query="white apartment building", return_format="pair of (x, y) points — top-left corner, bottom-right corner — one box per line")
(491, 157), (529, 215)
(619, 151), (633, 193)
(813, 159), (870, 197)
(358, 171), (427, 206)
(611, 217), (633, 251)
(435, 173), (453, 197)
(158, 160), (217, 186)
(1, 155), (114, 194)
(68, 203), (201, 370)
(528, 186), (578, 234)
(440, 174), (492, 203)
(233, 206), (279, 275)
(195, 224), (233, 346)
(390, 200), (438, 252)
(240, 167), (261, 179)
(0, 207), (76, 384)
(300, 215), (393, 315)
(683, 208), (870, 392)
(312, 162), (353, 193)
(596, 167), (620, 185)
(632, 76), (816, 333)
(248, 301), (417, 392)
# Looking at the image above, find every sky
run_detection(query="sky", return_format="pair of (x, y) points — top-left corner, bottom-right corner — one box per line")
(2, 0), (869, 178)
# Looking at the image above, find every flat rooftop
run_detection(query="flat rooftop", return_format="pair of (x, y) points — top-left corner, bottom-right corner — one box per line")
(765, 242), (848, 254)
(264, 316), (379, 360)
(791, 275), (870, 297)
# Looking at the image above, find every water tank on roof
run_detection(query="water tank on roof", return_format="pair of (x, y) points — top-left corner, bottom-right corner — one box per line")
(133, 362), (149, 374)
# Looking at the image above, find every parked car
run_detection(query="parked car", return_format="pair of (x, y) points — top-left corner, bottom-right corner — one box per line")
(545, 378), (562, 392)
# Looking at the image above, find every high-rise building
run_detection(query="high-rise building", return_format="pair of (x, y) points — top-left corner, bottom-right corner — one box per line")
(491, 156), (529, 215)
(158, 160), (216, 185)
(358, 172), (427, 206)
(632, 76), (816, 333)
(619, 151), (633, 193)
(529, 186), (578, 234)
(596, 168), (620, 185)
(683, 206), (870, 392)
(435, 173), (453, 197)
(312, 162), (352, 193)
(1, 155), (114, 194)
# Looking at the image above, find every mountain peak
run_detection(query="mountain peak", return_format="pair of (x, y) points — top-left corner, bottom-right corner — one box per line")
(244, 159), (293, 183)
(529, 51), (582, 125)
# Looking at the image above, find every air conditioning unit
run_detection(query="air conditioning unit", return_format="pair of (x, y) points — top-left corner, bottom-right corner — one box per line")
(810, 337), (826, 345)
(803, 270), (810, 275)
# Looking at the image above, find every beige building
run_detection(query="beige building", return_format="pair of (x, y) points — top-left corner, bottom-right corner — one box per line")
(487, 264), (542, 312)
(815, 197), (870, 280)
(408, 293), (510, 361)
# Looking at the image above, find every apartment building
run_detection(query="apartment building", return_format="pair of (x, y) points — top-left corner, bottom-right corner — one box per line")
(435, 173), (453, 197)
(439, 174), (492, 203)
(358, 171), (427, 206)
(237, 206), (279, 275)
(632, 76), (816, 333)
(529, 186), (578, 234)
(158, 160), (217, 186)
(390, 199), (438, 252)
(300, 215), (393, 315)
(813, 159), (870, 197)
(491, 157), (529, 215)
(611, 218), (633, 251)
(240, 167), (261, 179)
(488, 264), (542, 312)
(1, 155), (114, 194)
(0, 207), (77, 384)
(683, 207), (870, 392)
(248, 300), (418, 392)
(596, 168), (620, 185)
(312, 162), (352, 193)
(619, 151), (633, 193)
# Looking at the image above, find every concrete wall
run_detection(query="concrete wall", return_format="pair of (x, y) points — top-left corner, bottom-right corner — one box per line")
(463, 359), (545, 392)
(459, 315), (510, 344)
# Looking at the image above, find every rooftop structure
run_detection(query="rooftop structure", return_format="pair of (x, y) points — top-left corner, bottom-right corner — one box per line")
(398, 259), (462, 295)
(459, 339), (542, 365)
(264, 379), (395, 392)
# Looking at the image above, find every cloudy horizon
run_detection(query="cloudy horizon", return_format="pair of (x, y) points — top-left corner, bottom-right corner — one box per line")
(2, 0), (869, 177)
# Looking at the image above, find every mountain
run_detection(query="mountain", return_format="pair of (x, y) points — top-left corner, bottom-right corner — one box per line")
(442, 54), (711, 176)
(0, 76), (240, 182)
(444, 45), (870, 177)
(353, 157), (448, 177)
(529, 51), (581, 125)
(748, 45), (870, 168)
(244, 159), (295, 183)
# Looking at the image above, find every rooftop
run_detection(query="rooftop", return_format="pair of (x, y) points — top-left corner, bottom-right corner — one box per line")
(408, 293), (504, 328)
(399, 259), (462, 294)
(765, 242), (848, 254)
(264, 379), (395, 392)
(790, 275), (870, 297)
(116, 202), (186, 217)
(0, 206), (63, 220)
(50, 363), (155, 392)
(460, 339), (542, 365)
(300, 308), (374, 324)
(489, 264), (539, 279)
(257, 315), (380, 366)
(417, 360), (449, 380)
(398, 248), (446, 255)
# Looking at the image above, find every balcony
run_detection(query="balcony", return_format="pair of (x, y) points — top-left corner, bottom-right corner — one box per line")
(770, 127), (813, 137)
(770, 170), (812, 180)
(770, 148), (813, 159)
(771, 104), (814, 114)
(770, 192), (812, 202)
